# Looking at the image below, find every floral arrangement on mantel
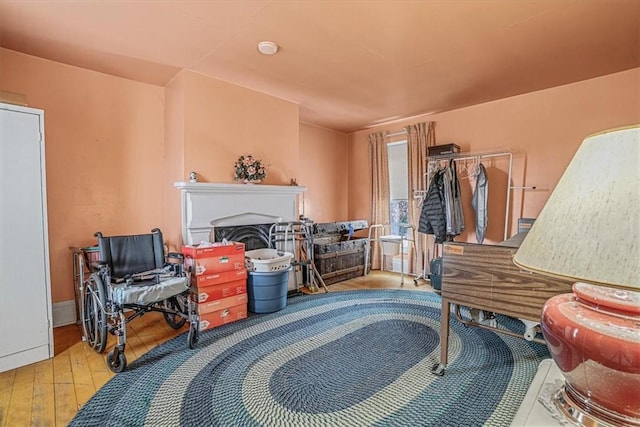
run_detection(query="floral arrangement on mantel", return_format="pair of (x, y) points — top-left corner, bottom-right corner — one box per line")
(233, 154), (267, 183)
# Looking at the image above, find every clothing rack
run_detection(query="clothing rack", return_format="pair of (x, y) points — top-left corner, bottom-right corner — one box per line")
(426, 151), (513, 241)
(416, 151), (514, 285)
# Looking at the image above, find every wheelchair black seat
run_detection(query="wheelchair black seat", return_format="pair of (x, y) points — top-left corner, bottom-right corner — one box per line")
(96, 230), (165, 279)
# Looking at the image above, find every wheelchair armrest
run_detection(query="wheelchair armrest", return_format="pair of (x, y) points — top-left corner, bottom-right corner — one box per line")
(116, 274), (160, 285)
(166, 253), (185, 276)
(90, 260), (108, 272)
(167, 252), (184, 261)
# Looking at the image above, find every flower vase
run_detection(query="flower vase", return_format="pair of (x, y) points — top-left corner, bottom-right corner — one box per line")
(243, 179), (262, 185)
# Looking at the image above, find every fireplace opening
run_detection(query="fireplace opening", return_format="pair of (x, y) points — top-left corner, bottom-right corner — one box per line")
(213, 223), (273, 251)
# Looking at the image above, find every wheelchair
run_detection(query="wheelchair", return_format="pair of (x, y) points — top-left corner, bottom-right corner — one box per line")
(79, 228), (199, 372)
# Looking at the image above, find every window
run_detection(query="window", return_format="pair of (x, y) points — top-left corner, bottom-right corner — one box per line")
(387, 141), (408, 236)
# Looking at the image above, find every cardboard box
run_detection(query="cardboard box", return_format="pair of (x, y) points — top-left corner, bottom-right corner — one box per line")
(196, 293), (248, 314)
(183, 242), (245, 275)
(185, 253), (245, 275)
(192, 279), (247, 303)
(198, 304), (248, 331)
(182, 242), (245, 258)
(190, 267), (248, 288)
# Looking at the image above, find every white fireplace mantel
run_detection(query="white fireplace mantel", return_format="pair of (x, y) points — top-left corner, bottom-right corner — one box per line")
(174, 182), (306, 244)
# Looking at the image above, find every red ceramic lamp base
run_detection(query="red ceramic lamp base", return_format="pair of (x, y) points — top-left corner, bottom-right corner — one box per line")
(541, 282), (640, 426)
(553, 382), (639, 427)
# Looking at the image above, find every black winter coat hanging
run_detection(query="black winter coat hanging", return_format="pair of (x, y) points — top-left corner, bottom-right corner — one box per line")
(418, 169), (447, 243)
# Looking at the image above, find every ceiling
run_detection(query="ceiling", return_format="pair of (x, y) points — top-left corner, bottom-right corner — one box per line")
(1, 1), (638, 133)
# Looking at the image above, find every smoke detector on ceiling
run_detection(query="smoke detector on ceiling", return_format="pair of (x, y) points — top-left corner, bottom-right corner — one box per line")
(257, 41), (278, 55)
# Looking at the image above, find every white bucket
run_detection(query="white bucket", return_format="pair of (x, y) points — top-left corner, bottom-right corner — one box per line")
(380, 235), (401, 256)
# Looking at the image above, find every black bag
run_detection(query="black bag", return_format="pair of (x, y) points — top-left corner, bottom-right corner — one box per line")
(429, 257), (442, 291)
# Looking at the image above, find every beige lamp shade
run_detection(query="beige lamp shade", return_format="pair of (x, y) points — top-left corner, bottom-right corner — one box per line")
(514, 126), (640, 290)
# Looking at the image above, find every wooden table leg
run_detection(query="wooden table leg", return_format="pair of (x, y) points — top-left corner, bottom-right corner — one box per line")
(432, 297), (450, 376)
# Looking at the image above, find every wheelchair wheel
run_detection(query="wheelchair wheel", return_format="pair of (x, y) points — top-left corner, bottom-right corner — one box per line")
(107, 348), (127, 373)
(163, 294), (188, 329)
(81, 274), (108, 353)
(80, 283), (95, 346)
(188, 322), (199, 349)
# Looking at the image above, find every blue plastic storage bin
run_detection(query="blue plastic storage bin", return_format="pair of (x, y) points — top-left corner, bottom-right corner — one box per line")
(247, 267), (291, 313)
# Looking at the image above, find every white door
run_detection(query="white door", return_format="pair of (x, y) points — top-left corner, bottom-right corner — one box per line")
(0, 103), (52, 372)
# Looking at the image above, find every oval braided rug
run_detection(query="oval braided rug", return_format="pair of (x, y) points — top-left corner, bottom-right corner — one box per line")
(69, 289), (548, 427)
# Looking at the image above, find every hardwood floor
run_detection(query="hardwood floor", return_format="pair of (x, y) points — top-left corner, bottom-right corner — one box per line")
(0, 271), (433, 426)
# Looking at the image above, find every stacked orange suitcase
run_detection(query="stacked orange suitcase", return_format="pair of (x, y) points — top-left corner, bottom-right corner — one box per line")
(182, 242), (248, 331)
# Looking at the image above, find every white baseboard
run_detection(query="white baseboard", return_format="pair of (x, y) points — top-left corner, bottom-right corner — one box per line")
(52, 300), (77, 327)
(1, 345), (52, 373)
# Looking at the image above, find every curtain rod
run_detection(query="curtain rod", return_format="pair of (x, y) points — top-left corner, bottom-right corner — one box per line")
(385, 129), (407, 138)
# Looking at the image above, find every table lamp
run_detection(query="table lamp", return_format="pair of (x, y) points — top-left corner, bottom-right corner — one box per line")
(514, 126), (639, 426)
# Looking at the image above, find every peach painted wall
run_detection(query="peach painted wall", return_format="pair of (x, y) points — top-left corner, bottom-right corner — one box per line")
(1, 49), (316, 305)
(163, 71), (186, 252)
(348, 68), (640, 244)
(162, 70), (301, 249)
(183, 71), (299, 184)
(298, 123), (349, 223)
(1, 48), (166, 303)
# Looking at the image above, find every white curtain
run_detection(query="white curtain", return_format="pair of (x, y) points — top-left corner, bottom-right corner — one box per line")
(406, 121), (436, 275)
(368, 131), (389, 270)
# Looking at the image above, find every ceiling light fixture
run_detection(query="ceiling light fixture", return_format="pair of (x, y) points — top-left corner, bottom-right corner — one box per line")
(257, 41), (278, 55)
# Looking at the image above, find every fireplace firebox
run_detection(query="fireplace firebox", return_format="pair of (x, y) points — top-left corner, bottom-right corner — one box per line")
(213, 223), (272, 251)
